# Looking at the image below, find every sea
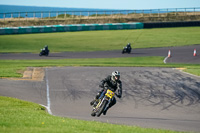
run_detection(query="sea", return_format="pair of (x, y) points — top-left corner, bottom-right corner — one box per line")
(0, 5), (120, 18)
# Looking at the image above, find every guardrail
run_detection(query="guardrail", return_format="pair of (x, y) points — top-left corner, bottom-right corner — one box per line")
(1, 7), (200, 19)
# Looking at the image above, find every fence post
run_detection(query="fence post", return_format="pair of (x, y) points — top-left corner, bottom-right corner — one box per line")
(41, 12), (43, 19)
(184, 8), (186, 16)
(150, 9), (152, 17)
(141, 10), (144, 17)
(166, 8), (168, 17)
(18, 12), (20, 20)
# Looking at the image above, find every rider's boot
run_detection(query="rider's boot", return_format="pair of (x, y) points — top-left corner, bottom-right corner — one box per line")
(90, 91), (102, 106)
(103, 109), (107, 115)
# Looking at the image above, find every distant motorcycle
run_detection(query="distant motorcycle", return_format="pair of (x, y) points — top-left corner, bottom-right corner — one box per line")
(122, 46), (131, 54)
(39, 49), (49, 56)
(91, 89), (115, 117)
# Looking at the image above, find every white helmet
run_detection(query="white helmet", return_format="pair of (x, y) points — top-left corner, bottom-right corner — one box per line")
(112, 71), (120, 81)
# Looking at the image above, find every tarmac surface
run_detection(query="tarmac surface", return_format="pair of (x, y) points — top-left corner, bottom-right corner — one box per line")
(0, 44), (200, 64)
(0, 45), (200, 132)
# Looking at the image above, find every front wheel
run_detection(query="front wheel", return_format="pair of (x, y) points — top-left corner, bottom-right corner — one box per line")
(91, 111), (96, 117)
(96, 100), (108, 117)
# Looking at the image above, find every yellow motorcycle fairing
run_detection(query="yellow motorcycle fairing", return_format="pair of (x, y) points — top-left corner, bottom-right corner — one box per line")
(105, 89), (115, 99)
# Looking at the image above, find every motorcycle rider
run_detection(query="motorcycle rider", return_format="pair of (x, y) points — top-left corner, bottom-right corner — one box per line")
(90, 71), (122, 115)
(44, 45), (49, 53)
(41, 45), (49, 54)
(126, 43), (132, 52)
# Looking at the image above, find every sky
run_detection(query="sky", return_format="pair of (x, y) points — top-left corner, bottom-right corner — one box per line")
(0, 0), (200, 10)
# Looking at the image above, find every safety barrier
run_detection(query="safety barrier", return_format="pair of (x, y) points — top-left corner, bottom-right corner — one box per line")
(144, 21), (200, 28)
(0, 22), (143, 35)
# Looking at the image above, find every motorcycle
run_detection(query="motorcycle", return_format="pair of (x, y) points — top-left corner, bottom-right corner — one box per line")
(122, 46), (131, 54)
(39, 49), (49, 56)
(91, 89), (115, 117)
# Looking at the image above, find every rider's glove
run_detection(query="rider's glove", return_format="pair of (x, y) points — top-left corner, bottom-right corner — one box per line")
(99, 84), (104, 88)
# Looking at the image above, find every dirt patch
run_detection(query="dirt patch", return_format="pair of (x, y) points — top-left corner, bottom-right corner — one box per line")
(175, 68), (186, 70)
(9, 67), (45, 81)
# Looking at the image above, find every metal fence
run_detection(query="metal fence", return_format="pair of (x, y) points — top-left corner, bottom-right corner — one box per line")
(0, 7), (200, 27)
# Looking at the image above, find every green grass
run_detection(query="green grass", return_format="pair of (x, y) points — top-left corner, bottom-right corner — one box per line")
(0, 96), (186, 133)
(0, 27), (200, 53)
(0, 57), (199, 78)
(0, 27), (199, 133)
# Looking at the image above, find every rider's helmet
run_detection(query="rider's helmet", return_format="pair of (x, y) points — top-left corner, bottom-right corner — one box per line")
(127, 43), (131, 46)
(111, 71), (120, 82)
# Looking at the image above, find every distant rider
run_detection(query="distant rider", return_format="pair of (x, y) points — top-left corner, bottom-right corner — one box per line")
(126, 43), (132, 51)
(44, 45), (49, 53)
(90, 71), (122, 115)
(41, 45), (49, 54)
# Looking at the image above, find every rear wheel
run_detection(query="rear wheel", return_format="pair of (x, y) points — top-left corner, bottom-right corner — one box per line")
(96, 100), (108, 117)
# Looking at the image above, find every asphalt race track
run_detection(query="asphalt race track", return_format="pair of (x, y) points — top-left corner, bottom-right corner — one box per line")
(0, 45), (200, 132)
(0, 44), (200, 64)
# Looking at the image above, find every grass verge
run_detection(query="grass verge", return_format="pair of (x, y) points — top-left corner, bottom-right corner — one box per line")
(0, 96), (186, 133)
(0, 27), (200, 53)
(0, 56), (199, 78)
(0, 27), (199, 133)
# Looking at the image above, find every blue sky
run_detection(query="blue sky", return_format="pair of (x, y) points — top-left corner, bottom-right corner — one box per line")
(0, 0), (200, 9)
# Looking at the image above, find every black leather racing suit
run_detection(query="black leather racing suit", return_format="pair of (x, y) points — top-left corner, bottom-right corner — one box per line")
(126, 44), (132, 52)
(97, 75), (122, 112)
(44, 46), (49, 53)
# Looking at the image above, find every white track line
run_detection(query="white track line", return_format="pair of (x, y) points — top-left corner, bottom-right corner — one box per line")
(45, 68), (52, 115)
(164, 56), (200, 78)
(163, 56), (168, 64)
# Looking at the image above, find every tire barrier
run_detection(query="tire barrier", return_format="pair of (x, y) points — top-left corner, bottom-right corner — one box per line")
(0, 22), (144, 35)
(144, 21), (200, 28)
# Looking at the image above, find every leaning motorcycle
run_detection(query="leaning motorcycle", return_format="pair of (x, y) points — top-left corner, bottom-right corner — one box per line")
(39, 49), (49, 56)
(122, 47), (131, 54)
(91, 89), (115, 117)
